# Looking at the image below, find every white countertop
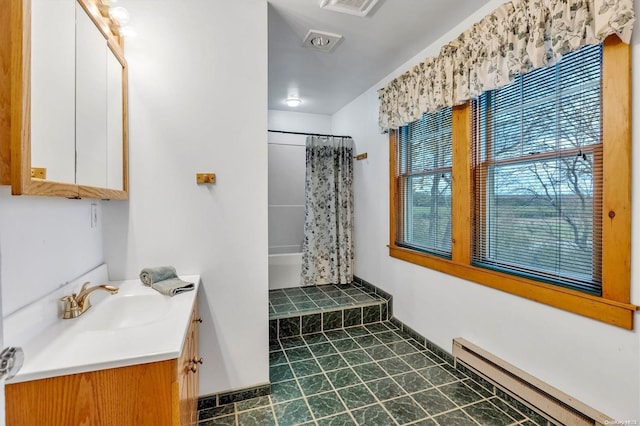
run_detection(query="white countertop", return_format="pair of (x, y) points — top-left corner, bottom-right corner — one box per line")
(6, 275), (200, 384)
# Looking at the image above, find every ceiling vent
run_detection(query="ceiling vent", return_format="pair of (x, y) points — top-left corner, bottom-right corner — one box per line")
(319, 0), (380, 17)
(302, 30), (344, 53)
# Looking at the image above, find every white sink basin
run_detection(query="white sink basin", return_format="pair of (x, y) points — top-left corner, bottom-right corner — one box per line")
(80, 294), (173, 331)
(6, 275), (200, 384)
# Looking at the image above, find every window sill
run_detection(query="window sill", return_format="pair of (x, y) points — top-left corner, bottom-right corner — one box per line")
(389, 245), (638, 329)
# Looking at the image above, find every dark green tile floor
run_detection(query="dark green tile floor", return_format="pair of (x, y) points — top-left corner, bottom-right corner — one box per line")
(198, 321), (549, 426)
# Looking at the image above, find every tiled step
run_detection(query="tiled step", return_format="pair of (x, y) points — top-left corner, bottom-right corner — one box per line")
(269, 283), (392, 341)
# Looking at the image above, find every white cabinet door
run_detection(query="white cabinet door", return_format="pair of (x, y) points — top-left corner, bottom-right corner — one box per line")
(30, 0), (76, 184)
(106, 49), (124, 191)
(75, 2), (108, 188)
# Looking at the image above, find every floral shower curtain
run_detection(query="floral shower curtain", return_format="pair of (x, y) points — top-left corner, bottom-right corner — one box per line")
(301, 136), (354, 285)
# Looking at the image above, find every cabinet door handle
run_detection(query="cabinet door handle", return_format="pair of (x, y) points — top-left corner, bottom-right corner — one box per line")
(192, 356), (204, 365)
(189, 364), (198, 373)
(195, 317), (203, 323)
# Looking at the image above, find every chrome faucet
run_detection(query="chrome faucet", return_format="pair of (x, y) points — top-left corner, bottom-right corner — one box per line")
(60, 282), (119, 319)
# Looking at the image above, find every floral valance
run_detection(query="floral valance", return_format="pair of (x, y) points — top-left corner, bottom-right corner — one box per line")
(378, 0), (635, 132)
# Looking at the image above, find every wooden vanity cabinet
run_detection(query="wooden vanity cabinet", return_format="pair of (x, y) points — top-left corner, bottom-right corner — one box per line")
(178, 301), (201, 425)
(5, 301), (200, 426)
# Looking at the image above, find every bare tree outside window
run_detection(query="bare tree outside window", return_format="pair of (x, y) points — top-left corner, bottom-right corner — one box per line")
(474, 44), (602, 293)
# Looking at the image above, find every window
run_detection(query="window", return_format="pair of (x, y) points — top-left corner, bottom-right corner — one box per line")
(473, 45), (603, 295)
(389, 37), (633, 329)
(396, 108), (453, 257)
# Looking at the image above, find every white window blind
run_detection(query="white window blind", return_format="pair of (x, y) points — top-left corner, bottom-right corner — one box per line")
(472, 44), (603, 295)
(397, 108), (453, 258)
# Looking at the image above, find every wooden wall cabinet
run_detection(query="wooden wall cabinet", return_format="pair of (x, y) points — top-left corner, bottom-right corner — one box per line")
(0, 0), (129, 200)
(5, 302), (201, 426)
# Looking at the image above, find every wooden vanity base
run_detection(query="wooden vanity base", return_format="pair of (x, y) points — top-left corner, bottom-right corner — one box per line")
(6, 303), (200, 426)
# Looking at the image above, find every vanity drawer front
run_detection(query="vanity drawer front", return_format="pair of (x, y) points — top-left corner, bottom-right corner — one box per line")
(6, 360), (176, 426)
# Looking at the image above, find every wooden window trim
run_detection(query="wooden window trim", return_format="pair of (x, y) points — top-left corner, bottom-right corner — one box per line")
(389, 36), (638, 329)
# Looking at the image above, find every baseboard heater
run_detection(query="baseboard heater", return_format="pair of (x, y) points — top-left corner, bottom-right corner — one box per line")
(452, 338), (614, 426)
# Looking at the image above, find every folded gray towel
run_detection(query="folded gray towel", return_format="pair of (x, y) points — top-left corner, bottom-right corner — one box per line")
(140, 266), (178, 286)
(151, 278), (195, 297)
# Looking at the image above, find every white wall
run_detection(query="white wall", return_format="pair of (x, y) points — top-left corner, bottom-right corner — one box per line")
(102, 0), (269, 396)
(0, 188), (103, 317)
(332, 0), (640, 420)
(0, 188), (104, 426)
(268, 110), (332, 134)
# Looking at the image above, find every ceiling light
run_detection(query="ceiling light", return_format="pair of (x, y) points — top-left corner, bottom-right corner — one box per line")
(310, 36), (331, 47)
(286, 97), (301, 107)
(302, 30), (343, 53)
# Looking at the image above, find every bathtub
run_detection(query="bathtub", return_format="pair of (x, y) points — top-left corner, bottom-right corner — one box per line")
(269, 249), (303, 289)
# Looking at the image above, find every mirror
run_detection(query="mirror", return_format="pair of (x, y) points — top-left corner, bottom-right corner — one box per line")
(1, 0), (128, 199)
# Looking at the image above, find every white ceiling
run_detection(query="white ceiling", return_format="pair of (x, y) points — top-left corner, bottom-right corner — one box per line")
(268, 0), (488, 115)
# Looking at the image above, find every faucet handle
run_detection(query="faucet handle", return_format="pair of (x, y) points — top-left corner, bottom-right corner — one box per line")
(80, 281), (91, 293)
(60, 295), (80, 319)
(59, 294), (77, 304)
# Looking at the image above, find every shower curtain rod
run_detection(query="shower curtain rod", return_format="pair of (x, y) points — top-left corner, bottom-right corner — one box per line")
(268, 129), (352, 139)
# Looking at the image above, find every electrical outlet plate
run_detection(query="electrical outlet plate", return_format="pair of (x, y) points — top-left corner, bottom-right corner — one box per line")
(90, 204), (98, 228)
